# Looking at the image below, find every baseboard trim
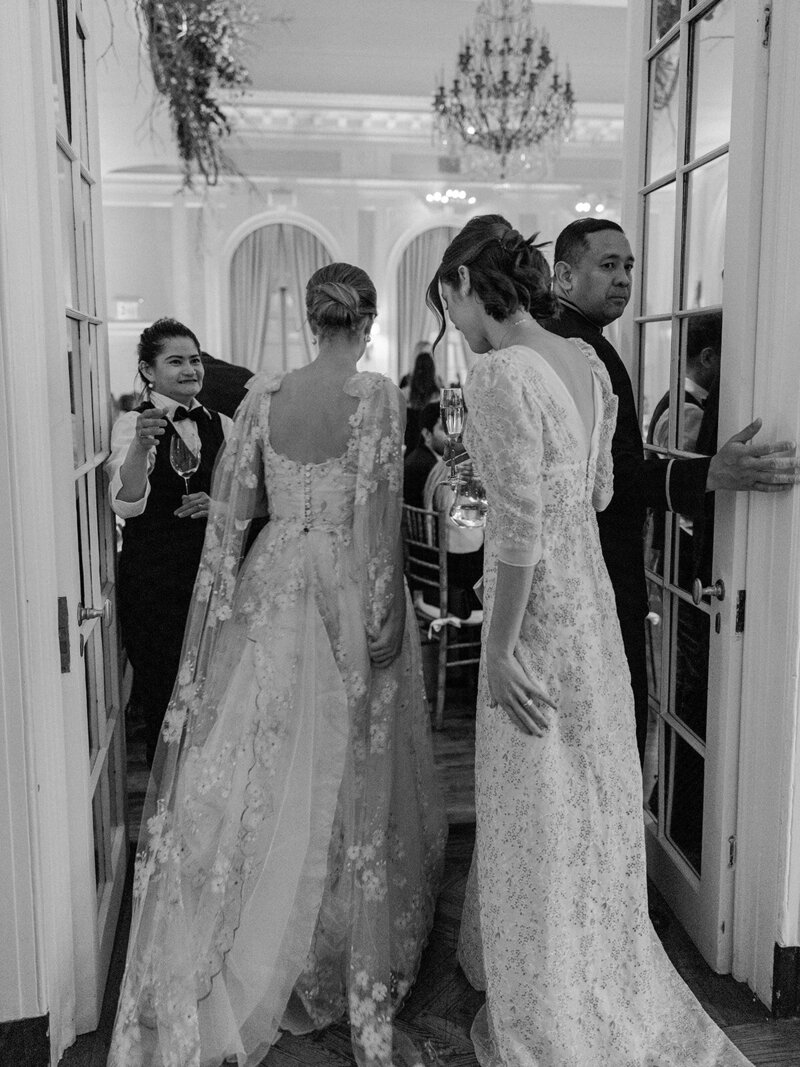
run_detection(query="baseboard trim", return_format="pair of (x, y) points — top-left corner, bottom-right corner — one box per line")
(0, 1014), (50, 1065)
(773, 944), (800, 1017)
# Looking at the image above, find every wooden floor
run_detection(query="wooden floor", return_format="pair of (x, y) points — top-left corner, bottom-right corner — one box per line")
(63, 668), (800, 1067)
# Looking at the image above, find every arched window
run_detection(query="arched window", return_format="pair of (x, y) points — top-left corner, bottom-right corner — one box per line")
(229, 223), (333, 374)
(397, 227), (471, 386)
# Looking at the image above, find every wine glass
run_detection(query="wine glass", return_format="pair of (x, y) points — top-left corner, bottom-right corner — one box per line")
(170, 434), (199, 495)
(440, 387), (465, 488)
(450, 472), (488, 529)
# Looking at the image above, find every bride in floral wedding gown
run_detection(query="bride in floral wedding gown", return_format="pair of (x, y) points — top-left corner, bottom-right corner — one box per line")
(427, 216), (752, 1067)
(108, 263), (447, 1067)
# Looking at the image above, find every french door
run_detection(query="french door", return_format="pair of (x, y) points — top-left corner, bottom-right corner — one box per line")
(630, 0), (768, 970)
(51, 0), (127, 1030)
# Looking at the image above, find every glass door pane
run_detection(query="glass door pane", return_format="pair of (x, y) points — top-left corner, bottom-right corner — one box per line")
(653, 0), (683, 44)
(689, 0), (735, 159)
(684, 154), (728, 309)
(647, 36), (681, 182)
(644, 182), (677, 316)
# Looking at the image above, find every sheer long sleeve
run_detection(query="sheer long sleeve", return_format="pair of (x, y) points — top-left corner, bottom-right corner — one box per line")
(352, 375), (405, 637)
(464, 354), (544, 568)
(580, 343), (618, 513)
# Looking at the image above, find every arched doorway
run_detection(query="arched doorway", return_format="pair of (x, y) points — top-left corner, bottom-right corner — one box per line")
(229, 222), (333, 374)
(396, 226), (472, 386)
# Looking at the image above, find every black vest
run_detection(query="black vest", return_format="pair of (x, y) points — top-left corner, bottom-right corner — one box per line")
(118, 403), (225, 603)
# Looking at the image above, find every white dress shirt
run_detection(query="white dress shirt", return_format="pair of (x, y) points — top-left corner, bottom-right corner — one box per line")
(106, 391), (233, 519)
(652, 378), (708, 453)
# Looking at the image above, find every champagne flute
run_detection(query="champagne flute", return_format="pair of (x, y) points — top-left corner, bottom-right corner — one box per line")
(170, 434), (200, 495)
(440, 387), (465, 488)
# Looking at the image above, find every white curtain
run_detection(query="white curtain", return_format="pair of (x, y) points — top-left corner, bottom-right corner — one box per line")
(289, 226), (332, 360)
(230, 224), (332, 373)
(397, 226), (465, 382)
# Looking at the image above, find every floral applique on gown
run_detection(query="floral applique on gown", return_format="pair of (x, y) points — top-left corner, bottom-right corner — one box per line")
(108, 371), (447, 1067)
(456, 343), (752, 1067)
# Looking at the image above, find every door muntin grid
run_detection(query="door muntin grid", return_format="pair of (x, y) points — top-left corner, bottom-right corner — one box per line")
(640, 0), (733, 879)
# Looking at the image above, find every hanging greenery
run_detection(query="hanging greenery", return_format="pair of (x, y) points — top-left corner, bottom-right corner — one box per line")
(135, 0), (253, 186)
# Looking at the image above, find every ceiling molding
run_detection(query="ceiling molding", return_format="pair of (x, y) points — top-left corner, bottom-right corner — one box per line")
(221, 91), (623, 147)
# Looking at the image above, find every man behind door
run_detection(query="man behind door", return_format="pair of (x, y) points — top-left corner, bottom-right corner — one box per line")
(543, 218), (800, 764)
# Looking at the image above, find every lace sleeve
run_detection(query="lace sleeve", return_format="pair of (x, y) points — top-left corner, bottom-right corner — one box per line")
(464, 354), (544, 568)
(352, 374), (405, 637)
(576, 342), (618, 513)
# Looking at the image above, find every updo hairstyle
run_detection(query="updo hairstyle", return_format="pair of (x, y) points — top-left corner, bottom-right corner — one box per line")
(306, 263), (377, 342)
(425, 214), (555, 352)
(137, 317), (201, 392)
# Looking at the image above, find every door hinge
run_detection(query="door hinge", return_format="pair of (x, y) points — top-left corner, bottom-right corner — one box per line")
(57, 596), (71, 673)
(735, 590), (746, 634)
(728, 834), (737, 868)
(763, 2), (772, 48)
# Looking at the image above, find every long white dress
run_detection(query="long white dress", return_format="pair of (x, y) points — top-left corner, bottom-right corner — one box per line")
(108, 370), (447, 1067)
(457, 343), (752, 1067)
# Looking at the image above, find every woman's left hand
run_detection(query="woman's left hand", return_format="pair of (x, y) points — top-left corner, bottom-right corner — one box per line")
(174, 492), (211, 520)
(368, 600), (406, 668)
(487, 648), (555, 736)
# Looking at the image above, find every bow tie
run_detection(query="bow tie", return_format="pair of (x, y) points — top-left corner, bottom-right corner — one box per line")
(173, 405), (206, 423)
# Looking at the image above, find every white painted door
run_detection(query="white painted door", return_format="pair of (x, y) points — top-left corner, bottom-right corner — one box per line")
(628, 0), (769, 971)
(50, 0), (128, 1031)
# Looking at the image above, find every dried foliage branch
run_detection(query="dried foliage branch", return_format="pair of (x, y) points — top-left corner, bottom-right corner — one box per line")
(135, 0), (253, 186)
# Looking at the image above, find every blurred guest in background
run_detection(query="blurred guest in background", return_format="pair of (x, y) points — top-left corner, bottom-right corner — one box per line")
(197, 349), (253, 418)
(403, 401), (446, 508)
(404, 346), (442, 451)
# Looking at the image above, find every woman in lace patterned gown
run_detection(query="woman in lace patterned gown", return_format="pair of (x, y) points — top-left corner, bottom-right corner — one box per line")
(426, 216), (751, 1067)
(107, 263), (447, 1067)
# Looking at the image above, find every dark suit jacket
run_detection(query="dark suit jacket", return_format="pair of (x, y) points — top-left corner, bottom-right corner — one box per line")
(542, 300), (711, 620)
(197, 352), (253, 419)
(403, 446), (439, 510)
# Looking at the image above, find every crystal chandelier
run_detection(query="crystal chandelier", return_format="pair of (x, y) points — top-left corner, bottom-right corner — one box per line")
(432, 0), (575, 182)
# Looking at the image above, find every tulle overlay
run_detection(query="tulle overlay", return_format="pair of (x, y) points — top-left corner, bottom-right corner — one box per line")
(108, 371), (447, 1067)
(457, 343), (751, 1067)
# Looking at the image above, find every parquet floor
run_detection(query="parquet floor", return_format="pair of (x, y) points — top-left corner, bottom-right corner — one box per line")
(64, 666), (800, 1067)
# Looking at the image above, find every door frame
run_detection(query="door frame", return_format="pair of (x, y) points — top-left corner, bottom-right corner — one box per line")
(732, 0), (800, 1009)
(622, 0), (771, 973)
(53, 0), (128, 1034)
(0, 1), (126, 1059)
(0, 1), (80, 1061)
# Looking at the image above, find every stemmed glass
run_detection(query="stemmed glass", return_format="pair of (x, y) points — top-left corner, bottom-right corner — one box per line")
(450, 472), (488, 529)
(170, 434), (200, 494)
(440, 387), (465, 488)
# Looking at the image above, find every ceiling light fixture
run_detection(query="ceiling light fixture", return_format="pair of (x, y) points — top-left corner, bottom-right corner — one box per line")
(425, 188), (477, 206)
(432, 0), (575, 182)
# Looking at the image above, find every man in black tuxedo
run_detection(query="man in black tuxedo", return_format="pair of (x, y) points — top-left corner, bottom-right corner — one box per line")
(543, 218), (799, 764)
(197, 351), (253, 418)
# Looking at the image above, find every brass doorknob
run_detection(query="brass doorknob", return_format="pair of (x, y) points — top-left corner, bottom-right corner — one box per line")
(691, 578), (725, 605)
(77, 598), (112, 626)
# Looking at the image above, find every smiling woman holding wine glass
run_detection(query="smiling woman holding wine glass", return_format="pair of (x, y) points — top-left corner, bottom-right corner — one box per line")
(106, 318), (233, 765)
